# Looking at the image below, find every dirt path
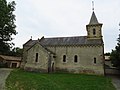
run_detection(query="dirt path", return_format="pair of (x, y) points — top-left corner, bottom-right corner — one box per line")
(0, 68), (12, 90)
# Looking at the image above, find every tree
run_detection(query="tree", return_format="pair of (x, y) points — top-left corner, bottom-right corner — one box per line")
(10, 47), (23, 57)
(0, 0), (17, 55)
(110, 32), (120, 68)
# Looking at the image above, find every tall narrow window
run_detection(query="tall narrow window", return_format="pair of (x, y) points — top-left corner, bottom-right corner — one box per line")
(94, 57), (96, 64)
(74, 55), (78, 63)
(63, 55), (66, 62)
(93, 28), (96, 35)
(35, 53), (38, 62)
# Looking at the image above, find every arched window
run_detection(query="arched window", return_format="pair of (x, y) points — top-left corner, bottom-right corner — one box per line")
(93, 28), (96, 35)
(94, 57), (96, 64)
(63, 55), (66, 62)
(74, 55), (78, 63)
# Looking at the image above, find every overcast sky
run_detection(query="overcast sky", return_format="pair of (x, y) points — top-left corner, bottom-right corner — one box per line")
(7, 0), (120, 53)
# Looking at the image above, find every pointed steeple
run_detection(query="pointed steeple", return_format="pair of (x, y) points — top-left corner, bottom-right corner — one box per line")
(86, 1), (103, 39)
(89, 11), (99, 25)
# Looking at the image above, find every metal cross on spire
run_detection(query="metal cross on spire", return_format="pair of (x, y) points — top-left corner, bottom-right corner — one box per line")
(92, 0), (94, 11)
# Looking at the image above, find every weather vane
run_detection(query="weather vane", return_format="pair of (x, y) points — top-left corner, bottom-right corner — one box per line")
(92, 0), (94, 11)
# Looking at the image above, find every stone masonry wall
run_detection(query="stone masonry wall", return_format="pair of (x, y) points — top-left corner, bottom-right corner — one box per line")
(47, 45), (104, 75)
(24, 43), (49, 72)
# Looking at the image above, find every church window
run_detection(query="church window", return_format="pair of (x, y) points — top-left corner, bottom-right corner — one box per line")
(93, 28), (96, 35)
(35, 53), (38, 62)
(74, 55), (78, 63)
(94, 57), (96, 64)
(63, 55), (66, 62)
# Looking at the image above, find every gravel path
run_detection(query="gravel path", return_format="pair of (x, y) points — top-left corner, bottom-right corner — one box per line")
(0, 68), (12, 90)
(111, 75), (120, 90)
(106, 75), (120, 90)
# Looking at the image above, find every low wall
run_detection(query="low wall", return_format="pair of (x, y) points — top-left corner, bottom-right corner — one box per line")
(105, 68), (120, 75)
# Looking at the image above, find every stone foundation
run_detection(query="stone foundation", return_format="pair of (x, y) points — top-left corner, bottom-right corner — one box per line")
(24, 67), (48, 73)
(55, 67), (104, 75)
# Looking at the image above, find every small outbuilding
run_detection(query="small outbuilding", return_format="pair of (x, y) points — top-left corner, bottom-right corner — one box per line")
(0, 55), (21, 68)
(105, 56), (110, 61)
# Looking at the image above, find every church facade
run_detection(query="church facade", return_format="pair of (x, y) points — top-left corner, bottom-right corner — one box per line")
(21, 11), (105, 75)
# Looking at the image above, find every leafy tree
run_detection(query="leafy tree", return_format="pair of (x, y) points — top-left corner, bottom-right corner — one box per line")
(10, 47), (23, 57)
(110, 32), (120, 68)
(0, 0), (17, 55)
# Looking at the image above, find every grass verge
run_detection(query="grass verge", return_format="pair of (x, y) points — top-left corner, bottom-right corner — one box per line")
(6, 69), (115, 90)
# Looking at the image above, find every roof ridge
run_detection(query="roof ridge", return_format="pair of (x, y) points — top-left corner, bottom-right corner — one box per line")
(44, 36), (87, 39)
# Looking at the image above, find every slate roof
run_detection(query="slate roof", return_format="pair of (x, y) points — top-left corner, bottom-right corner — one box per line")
(23, 39), (37, 46)
(89, 11), (99, 25)
(24, 36), (103, 47)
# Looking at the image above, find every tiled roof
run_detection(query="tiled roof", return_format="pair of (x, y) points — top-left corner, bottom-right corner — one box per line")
(0, 55), (21, 61)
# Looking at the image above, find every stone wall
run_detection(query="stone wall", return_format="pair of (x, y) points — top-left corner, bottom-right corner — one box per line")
(21, 45), (30, 68)
(87, 25), (102, 39)
(47, 45), (104, 75)
(24, 43), (49, 72)
(22, 43), (104, 75)
(105, 68), (120, 75)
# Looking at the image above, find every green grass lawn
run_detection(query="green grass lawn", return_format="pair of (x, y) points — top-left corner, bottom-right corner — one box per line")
(6, 69), (115, 90)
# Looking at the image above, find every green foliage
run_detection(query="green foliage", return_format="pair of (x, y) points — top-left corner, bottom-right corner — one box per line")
(110, 32), (120, 68)
(6, 69), (115, 90)
(10, 47), (23, 57)
(0, 0), (17, 54)
(0, 41), (10, 54)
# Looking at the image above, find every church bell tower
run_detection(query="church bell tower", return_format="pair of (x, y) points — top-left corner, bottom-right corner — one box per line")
(86, 2), (103, 39)
(86, 11), (103, 39)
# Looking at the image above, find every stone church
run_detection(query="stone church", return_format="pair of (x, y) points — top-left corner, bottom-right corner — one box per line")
(21, 11), (104, 75)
